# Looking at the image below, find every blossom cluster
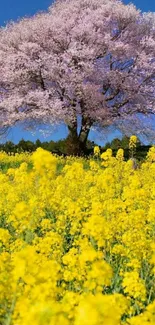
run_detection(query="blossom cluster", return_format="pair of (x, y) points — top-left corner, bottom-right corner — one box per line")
(0, 0), (154, 134)
(0, 146), (155, 324)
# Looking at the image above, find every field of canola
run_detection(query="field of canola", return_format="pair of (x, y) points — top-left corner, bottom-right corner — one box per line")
(0, 143), (155, 324)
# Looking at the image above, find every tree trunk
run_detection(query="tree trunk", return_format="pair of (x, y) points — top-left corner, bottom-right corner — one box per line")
(78, 115), (92, 154)
(66, 116), (92, 156)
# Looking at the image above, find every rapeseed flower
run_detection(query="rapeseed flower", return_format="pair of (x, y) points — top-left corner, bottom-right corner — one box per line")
(0, 147), (154, 324)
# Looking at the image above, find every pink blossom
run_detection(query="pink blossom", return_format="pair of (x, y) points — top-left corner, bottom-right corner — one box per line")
(0, 0), (154, 144)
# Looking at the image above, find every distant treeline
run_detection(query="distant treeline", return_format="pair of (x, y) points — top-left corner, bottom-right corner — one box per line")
(0, 136), (153, 160)
(103, 136), (152, 161)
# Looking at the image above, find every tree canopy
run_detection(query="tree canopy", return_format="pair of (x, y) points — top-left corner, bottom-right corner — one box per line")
(0, 0), (154, 154)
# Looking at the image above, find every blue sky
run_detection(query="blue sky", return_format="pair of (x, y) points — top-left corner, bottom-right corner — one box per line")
(0, 0), (154, 27)
(0, 0), (154, 144)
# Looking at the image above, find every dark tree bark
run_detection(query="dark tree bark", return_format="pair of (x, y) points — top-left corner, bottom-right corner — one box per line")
(66, 116), (93, 156)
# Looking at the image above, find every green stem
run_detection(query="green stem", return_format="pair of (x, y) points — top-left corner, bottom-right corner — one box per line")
(5, 290), (17, 325)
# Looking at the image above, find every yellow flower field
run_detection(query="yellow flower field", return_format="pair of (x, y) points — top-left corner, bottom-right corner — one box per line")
(0, 145), (155, 324)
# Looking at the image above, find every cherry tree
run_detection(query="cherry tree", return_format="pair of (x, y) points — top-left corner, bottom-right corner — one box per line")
(0, 0), (155, 154)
